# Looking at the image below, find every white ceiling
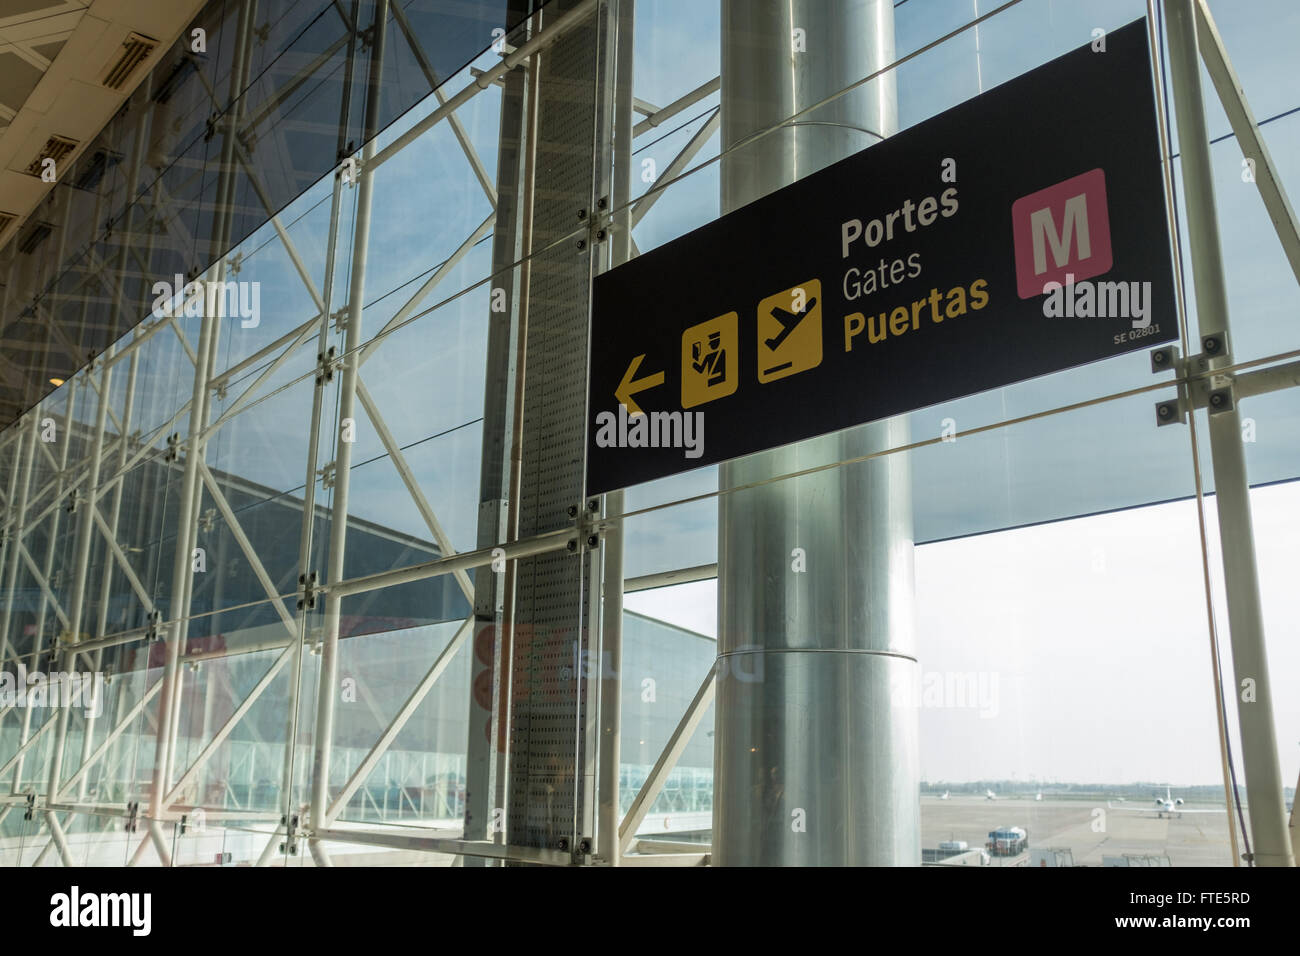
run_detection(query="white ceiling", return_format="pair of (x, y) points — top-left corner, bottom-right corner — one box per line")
(0, 0), (206, 243)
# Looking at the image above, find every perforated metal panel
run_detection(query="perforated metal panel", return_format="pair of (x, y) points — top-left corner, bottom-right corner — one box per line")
(505, 0), (607, 852)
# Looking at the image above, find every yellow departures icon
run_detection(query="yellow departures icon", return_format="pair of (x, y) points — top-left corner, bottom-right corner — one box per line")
(757, 279), (822, 383)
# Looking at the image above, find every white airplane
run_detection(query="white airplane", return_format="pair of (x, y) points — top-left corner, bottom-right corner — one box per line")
(1108, 787), (1227, 819)
(939, 791), (950, 800)
(1035, 791), (1043, 802)
(985, 789), (996, 801)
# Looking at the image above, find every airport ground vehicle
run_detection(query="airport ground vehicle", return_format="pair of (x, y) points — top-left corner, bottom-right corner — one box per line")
(987, 826), (1028, 856)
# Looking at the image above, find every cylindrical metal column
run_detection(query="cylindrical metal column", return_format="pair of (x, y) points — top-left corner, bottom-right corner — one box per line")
(47, 355), (113, 801)
(149, 304), (218, 823)
(308, 0), (388, 867)
(13, 382), (76, 794)
(1163, 0), (1294, 867)
(0, 419), (37, 665)
(82, 347), (139, 800)
(714, 0), (918, 866)
(596, 0), (634, 867)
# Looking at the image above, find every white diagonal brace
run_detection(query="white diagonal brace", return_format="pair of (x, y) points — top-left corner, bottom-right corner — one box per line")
(162, 644), (295, 808)
(0, 717), (53, 778)
(371, 0), (599, 171)
(632, 109), (720, 229)
(37, 436), (60, 471)
(168, 315), (199, 366)
(210, 315), (320, 389)
(21, 434), (127, 526)
(633, 76), (720, 138)
(56, 675), (164, 800)
(1195, 0), (1300, 288)
(17, 543), (70, 630)
(91, 504), (156, 615)
(355, 377), (474, 602)
(200, 315), (321, 443)
(619, 669), (716, 853)
(195, 460), (298, 634)
(182, 45), (328, 319)
(388, 0), (498, 206)
(356, 211), (495, 368)
(41, 812), (76, 867)
(325, 616), (472, 824)
(83, 367), (126, 436)
(233, 142), (328, 315)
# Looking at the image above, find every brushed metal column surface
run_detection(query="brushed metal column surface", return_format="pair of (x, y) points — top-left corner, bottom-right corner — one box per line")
(715, 0), (919, 866)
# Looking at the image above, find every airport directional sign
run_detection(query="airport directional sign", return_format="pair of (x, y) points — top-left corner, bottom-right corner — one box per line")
(585, 18), (1177, 495)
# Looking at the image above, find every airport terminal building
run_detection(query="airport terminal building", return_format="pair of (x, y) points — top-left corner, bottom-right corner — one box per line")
(0, 0), (1296, 868)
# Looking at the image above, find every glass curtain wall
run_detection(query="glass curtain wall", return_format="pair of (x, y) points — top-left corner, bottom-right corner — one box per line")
(1, 0), (1297, 867)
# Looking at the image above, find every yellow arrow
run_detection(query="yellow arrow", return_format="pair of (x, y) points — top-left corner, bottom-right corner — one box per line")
(614, 354), (664, 416)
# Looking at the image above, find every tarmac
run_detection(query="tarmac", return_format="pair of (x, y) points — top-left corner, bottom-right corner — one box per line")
(921, 795), (1236, 866)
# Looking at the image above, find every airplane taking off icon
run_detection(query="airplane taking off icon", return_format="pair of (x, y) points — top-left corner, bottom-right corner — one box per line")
(764, 298), (816, 352)
(1108, 787), (1227, 819)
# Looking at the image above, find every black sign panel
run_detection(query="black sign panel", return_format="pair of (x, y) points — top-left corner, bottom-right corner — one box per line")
(586, 19), (1176, 495)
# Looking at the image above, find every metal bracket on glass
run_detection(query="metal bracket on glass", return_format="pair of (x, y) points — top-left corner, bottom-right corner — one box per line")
(64, 489), (80, 514)
(315, 346), (340, 386)
(165, 432), (181, 462)
(1152, 334), (1238, 426)
(297, 571), (318, 611)
(566, 497), (604, 553)
(145, 610), (163, 642)
(280, 812), (301, 856)
(318, 462), (336, 490)
(24, 794), (36, 821)
(573, 836), (593, 865)
(359, 23), (377, 52)
(575, 198), (612, 252)
(1206, 373), (1235, 416)
(125, 800), (140, 833)
(331, 306), (348, 333)
(336, 149), (363, 187)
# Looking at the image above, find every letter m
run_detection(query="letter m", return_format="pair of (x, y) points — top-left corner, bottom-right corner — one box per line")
(1012, 168), (1113, 298)
(1030, 195), (1090, 274)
